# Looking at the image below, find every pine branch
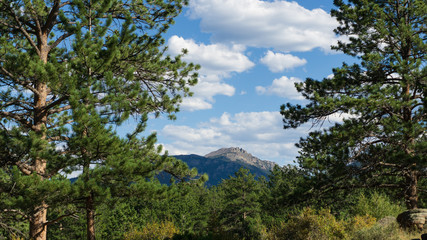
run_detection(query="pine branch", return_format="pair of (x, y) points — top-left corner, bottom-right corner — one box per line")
(2, 209), (28, 219)
(45, 95), (70, 113)
(15, 162), (34, 176)
(0, 18), (36, 34)
(4, 5), (40, 56)
(49, 32), (73, 50)
(47, 120), (74, 130)
(0, 59), (41, 94)
(44, 212), (78, 227)
(47, 136), (70, 142)
(42, 0), (60, 34)
(0, 111), (34, 130)
(0, 221), (26, 239)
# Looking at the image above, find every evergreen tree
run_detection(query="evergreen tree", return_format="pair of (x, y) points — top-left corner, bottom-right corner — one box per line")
(0, 0), (199, 239)
(217, 168), (263, 239)
(265, 165), (307, 218)
(281, 0), (426, 209)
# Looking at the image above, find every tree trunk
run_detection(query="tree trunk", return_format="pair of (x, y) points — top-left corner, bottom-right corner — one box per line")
(86, 192), (96, 240)
(29, 119), (48, 240)
(29, 204), (47, 240)
(405, 170), (418, 209)
(29, 41), (50, 239)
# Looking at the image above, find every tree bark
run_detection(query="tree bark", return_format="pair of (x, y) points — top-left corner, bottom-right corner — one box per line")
(405, 170), (418, 209)
(29, 34), (50, 240)
(86, 192), (96, 240)
(29, 204), (47, 240)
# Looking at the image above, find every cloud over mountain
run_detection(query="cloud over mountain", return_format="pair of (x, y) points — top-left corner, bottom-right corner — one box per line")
(161, 111), (308, 165)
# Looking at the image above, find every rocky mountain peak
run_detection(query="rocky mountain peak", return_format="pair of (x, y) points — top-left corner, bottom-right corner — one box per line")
(205, 147), (276, 171)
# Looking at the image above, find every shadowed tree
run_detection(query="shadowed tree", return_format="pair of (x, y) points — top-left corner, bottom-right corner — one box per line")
(281, 0), (426, 210)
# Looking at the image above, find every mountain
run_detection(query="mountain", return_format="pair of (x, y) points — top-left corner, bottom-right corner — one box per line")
(173, 147), (277, 186)
(205, 147), (276, 172)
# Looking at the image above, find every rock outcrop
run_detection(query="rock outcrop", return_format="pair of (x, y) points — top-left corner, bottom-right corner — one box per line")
(397, 208), (427, 230)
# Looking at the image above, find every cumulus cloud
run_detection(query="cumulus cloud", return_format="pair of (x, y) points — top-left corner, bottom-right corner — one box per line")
(188, 0), (340, 52)
(167, 36), (254, 111)
(167, 36), (254, 76)
(160, 111), (312, 165)
(260, 51), (307, 72)
(256, 76), (304, 100)
(180, 97), (213, 112)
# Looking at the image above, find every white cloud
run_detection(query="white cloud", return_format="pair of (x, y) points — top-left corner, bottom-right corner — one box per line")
(193, 81), (235, 102)
(256, 76), (304, 100)
(188, 0), (340, 52)
(160, 111), (312, 165)
(167, 36), (254, 111)
(260, 51), (307, 72)
(180, 97), (213, 111)
(167, 35), (254, 77)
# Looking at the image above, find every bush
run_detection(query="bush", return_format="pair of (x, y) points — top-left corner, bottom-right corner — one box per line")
(124, 221), (180, 240)
(352, 192), (405, 219)
(345, 214), (377, 233)
(349, 215), (421, 240)
(268, 208), (348, 240)
(351, 220), (400, 240)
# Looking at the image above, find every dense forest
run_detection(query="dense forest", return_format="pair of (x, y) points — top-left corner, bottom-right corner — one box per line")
(0, 0), (425, 239)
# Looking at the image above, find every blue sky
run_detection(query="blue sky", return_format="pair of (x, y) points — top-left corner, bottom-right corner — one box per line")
(125, 0), (357, 165)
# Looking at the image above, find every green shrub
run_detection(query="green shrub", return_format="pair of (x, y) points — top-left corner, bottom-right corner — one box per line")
(352, 192), (404, 219)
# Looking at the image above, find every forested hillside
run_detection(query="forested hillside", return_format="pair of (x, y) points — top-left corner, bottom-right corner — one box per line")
(0, 0), (425, 239)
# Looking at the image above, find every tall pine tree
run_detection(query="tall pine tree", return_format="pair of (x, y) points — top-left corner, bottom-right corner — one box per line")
(281, 0), (426, 209)
(217, 168), (263, 239)
(0, 0), (198, 239)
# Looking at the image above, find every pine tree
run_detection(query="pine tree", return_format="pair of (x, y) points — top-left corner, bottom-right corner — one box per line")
(265, 165), (307, 217)
(217, 168), (263, 239)
(0, 1), (199, 239)
(281, 0), (426, 209)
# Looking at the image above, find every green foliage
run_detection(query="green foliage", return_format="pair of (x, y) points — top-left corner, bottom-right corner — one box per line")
(216, 168), (264, 240)
(95, 195), (171, 240)
(351, 191), (405, 219)
(157, 185), (210, 235)
(264, 165), (309, 220)
(0, 0), (200, 238)
(281, 0), (427, 209)
(47, 209), (86, 240)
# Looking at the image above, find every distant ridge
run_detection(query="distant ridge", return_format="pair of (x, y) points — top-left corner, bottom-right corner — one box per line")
(173, 147), (277, 185)
(205, 147), (276, 172)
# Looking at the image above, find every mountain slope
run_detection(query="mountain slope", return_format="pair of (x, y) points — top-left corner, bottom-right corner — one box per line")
(174, 147), (277, 186)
